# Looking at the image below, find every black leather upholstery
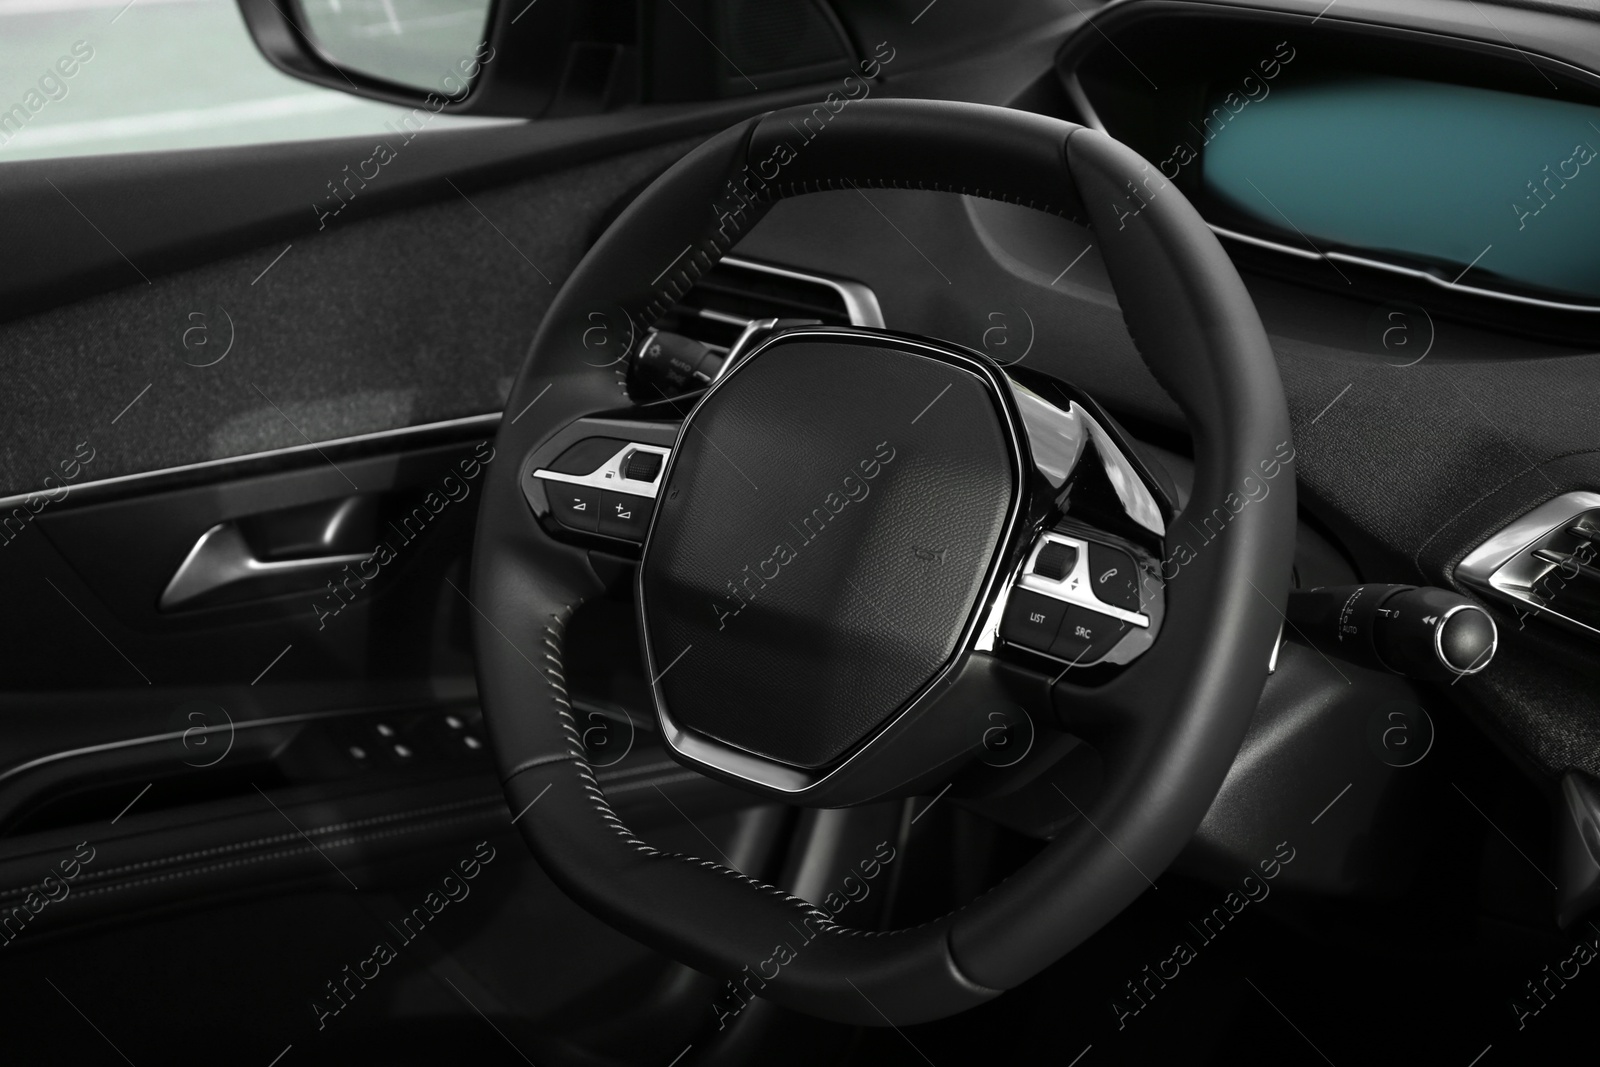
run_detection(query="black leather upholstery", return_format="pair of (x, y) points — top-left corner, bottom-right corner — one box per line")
(469, 99), (1295, 1024)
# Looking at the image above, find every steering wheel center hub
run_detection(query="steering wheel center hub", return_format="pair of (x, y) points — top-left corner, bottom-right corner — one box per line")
(640, 332), (1018, 770)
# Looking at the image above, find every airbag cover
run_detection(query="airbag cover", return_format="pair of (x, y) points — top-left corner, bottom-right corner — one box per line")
(640, 335), (1016, 769)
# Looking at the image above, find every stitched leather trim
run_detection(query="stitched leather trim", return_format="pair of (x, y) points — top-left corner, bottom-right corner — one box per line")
(539, 599), (905, 941)
(602, 771), (703, 795)
(506, 752), (577, 780)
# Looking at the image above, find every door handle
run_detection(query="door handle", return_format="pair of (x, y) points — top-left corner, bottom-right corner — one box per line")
(159, 522), (371, 611)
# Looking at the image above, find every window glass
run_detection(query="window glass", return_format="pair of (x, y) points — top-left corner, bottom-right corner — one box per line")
(0, 0), (511, 163)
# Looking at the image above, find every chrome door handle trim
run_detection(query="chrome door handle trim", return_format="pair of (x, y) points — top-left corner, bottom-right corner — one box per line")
(159, 522), (370, 611)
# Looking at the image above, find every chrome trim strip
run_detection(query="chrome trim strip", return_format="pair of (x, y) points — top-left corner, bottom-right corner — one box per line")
(717, 318), (781, 383)
(1210, 225), (1600, 313)
(1458, 491), (1600, 637)
(1082, 403), (1165, 537)
(1458, 492), (1600, 584)
(534, 443), (671, 500)
(972, 569), (1016, 656)
(1325, 250), (1600, 314)
(994, 532), (1164, 668)
(0, 412), (502, 510)
(1010, 384), (1088, 488)
(1007, 380), (1165, 537)
(690, 307), (755, 329)
(635, 327), (1027, 797)
(159, 521), (371, 611)
(1015, 532), (1151, 628)
(1436, 603), (1497, 676)
(719, 255), (886, 329)
(1208, 222), (1322, 262)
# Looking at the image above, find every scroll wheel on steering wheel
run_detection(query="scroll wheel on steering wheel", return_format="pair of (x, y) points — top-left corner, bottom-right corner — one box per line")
(624, 450), (663, 482)
(1032, 541), (1077, 581)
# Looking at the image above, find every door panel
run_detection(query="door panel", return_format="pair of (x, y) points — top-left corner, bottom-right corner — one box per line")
(0, 3), (1111, 1062)
(0, 85), (786, 1025)
(0, 84), (836, 325)
(0, 137), (691, 496)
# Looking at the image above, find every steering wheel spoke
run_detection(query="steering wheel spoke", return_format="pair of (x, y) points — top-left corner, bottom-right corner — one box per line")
(982, 374), (1172, 665)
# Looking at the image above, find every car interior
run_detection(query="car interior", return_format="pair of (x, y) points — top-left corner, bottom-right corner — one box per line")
(3, 0), (1600, 1064)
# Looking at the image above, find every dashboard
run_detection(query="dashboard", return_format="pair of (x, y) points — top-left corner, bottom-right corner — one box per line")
(721, 0), (1600, 797)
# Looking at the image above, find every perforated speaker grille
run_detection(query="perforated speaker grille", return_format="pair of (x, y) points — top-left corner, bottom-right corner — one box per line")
(717, 0), (848, 76)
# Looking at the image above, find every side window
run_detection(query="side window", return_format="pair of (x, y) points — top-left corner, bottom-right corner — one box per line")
(0, 0), (504, 163)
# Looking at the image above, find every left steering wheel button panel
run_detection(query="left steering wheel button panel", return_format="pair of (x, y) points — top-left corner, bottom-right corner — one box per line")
(528, 436), (672, 543)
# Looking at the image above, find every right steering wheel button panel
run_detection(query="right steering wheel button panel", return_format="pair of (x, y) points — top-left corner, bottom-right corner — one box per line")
(1001, 532), (1151, 666)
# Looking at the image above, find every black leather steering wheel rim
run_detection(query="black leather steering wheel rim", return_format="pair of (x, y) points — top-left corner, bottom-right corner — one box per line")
(469, 99), (1296, 1025)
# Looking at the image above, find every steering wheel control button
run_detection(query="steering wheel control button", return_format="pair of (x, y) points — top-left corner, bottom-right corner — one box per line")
(1087, 542), (1141, 612)
(1000, 590), (1068, 652)
(1031, 540), (1078, 581)
(623, 449), (664, 483)
(551, 485), (602, 533)
(1048, 606), (1129, 663)
(599, 491), (652, 541)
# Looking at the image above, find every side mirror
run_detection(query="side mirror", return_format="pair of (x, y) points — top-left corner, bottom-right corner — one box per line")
(235, 0), (634, 117)
(291, 0), (496, 96)
(236, 0), (863, 119)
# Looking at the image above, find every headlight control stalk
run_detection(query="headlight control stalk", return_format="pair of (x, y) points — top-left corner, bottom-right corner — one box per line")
(1286, 584), (1498, 681)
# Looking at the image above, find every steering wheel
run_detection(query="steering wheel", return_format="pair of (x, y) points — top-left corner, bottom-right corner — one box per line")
(470, 99), (1295, 1025)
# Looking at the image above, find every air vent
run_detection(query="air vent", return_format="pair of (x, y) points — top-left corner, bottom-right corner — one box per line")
(658, 256), (880, 348)
(631, 257), (882, 396)
(1459, 492), (1600, 637)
